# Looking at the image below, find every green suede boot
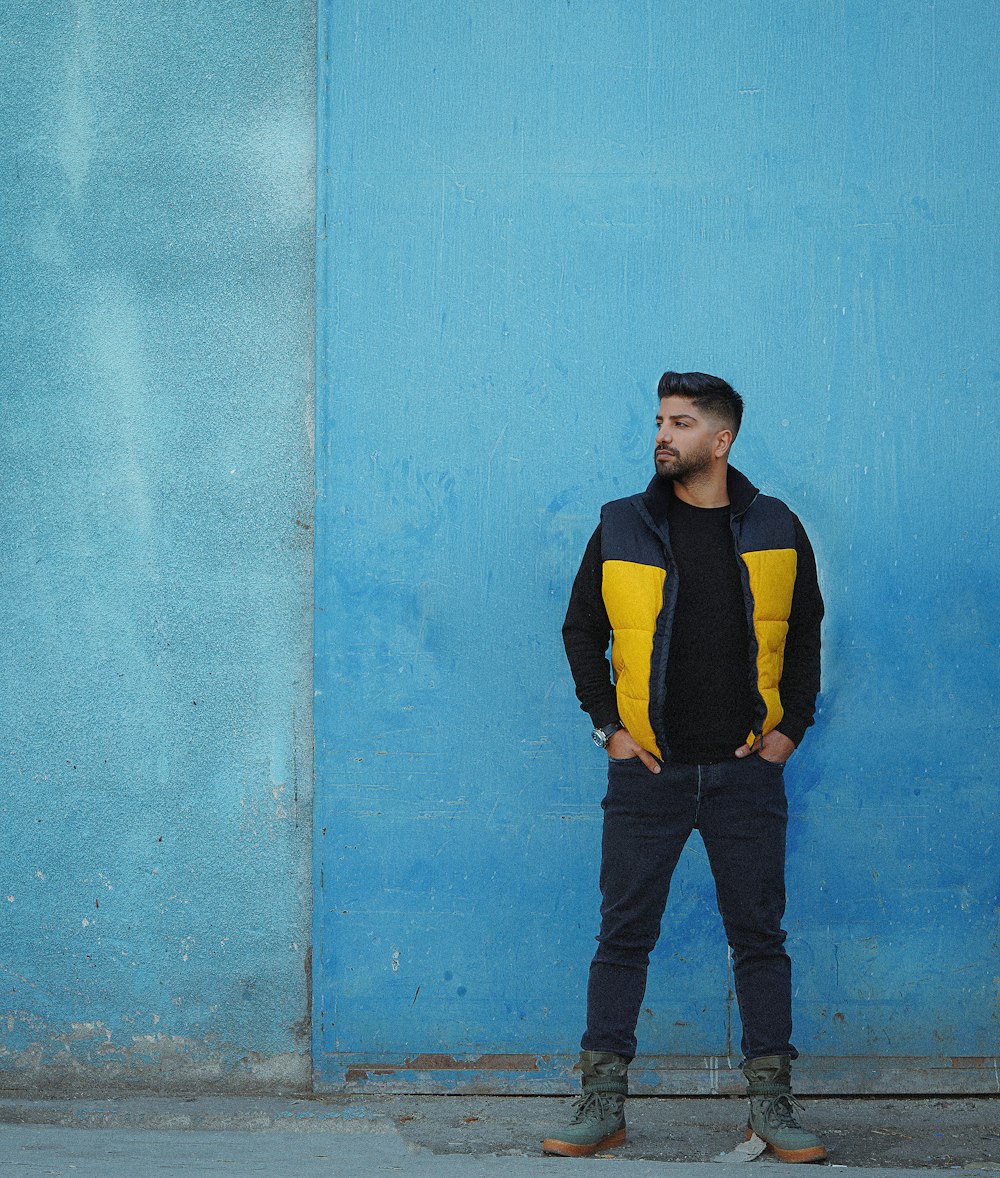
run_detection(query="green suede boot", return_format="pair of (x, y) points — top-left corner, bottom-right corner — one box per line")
(742, 1055), (827, 1163)
(541, 1051), (628, 1156)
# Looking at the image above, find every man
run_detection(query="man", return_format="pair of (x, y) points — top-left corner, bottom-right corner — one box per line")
(542, 372), (825, 1163)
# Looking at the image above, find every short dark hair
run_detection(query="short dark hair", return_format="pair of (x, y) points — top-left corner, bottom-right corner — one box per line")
(657, 371), (743, 439)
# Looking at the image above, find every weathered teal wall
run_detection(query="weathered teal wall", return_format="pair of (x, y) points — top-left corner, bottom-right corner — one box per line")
(0, 2), (315, 1091)
(315, 1), (999, 1093)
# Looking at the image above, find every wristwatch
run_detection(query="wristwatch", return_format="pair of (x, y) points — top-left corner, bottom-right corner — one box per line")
(592, 721), (624, 749)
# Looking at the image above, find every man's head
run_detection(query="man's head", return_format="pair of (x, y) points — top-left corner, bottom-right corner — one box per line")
(654, 371), (743, 483)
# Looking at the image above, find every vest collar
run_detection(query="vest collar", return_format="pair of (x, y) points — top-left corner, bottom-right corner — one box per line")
(641, 464), (760, 524)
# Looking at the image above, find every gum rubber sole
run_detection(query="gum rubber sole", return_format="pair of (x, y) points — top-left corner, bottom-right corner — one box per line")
(746, 1127), (827, 1164)
(541, 1128), (626, 1157)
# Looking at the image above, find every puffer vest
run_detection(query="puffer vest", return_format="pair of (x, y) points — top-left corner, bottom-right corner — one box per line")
(600, 468), (797, 759)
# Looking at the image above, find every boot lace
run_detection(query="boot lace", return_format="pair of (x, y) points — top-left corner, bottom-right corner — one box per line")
(570, 1090), (620, 1125)
(760, 1092), (806, 1131)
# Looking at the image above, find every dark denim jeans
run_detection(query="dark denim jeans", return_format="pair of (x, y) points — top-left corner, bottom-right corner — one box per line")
(581, 753), (796, 1064)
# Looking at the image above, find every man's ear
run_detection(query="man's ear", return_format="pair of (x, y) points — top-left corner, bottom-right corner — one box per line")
(714, 429), (734, 458)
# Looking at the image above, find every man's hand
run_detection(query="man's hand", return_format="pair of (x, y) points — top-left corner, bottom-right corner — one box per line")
(606, 727), (661, 773)
(734, 729), (796, 764)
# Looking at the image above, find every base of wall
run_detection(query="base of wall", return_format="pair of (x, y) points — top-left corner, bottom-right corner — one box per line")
(6, 1052), (995, 1097)
(315, 1053), (1000, 1097)
(0, 1051), (312, 1099)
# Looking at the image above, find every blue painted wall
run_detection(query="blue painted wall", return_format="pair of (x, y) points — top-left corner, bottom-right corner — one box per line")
(316, 2), (999, 1092)
(0, 2), (315, 1090)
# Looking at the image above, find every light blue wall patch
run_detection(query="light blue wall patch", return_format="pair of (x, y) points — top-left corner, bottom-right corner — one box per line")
(0, 1), (315, 1090)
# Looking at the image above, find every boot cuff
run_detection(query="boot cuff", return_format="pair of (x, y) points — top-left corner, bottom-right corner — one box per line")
(745, 1080), (789, 1097)
(583, 1076), (628, 1096)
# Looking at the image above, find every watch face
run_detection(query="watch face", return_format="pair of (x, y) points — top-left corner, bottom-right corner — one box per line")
(592, 729), (606, 748)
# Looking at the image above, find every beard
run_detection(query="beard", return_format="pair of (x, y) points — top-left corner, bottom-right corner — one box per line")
(654, 439), (715, 482)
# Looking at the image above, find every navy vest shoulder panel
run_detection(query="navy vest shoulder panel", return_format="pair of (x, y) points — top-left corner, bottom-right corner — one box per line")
(600, 496), (668, 567)
(734, 493), (796, 553)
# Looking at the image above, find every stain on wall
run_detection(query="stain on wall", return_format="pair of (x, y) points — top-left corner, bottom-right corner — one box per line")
(314, 1), (999, 1091)
(0, 1), (315, 1091)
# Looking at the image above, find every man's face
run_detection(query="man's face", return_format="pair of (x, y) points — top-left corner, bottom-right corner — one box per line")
(654, 396), (724, 481)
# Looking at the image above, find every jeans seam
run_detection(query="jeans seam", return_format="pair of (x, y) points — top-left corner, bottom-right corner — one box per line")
(694, 763), (703, 826)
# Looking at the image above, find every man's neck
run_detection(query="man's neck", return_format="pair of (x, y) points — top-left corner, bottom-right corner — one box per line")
(672, 463), (730, 508)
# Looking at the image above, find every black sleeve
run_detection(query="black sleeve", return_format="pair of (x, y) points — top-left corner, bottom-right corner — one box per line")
(775, 514), (825, 747)
(561, 524), (620, 731)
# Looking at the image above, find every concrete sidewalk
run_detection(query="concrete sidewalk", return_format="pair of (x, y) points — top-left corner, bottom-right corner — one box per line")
(1, 1095), (997, 1176)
